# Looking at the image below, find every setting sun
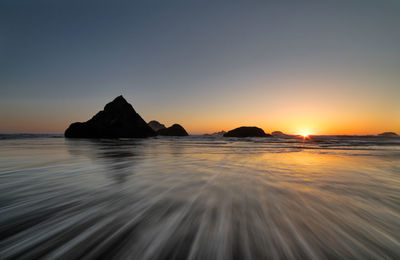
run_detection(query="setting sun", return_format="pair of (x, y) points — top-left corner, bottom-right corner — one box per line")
(299, 130), (312, 138)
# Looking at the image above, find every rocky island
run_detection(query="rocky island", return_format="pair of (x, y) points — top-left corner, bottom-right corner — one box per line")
(148, 120), (166, 132)
(65, 96), (190, 138)
(223, 126), (271, 137)
(65, 96), (156, 138)
(204, 130), (226, 137)
(271, 131), (290, 137)
(378, 132), (398, 137)
(156, 124), (189, 136)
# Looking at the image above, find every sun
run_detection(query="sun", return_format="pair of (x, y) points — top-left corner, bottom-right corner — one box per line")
(299, 130), (312, 138)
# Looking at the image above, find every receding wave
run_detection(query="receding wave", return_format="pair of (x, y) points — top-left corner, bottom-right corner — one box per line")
(0, 136), (399, 259)
(0, 134), (63, 140)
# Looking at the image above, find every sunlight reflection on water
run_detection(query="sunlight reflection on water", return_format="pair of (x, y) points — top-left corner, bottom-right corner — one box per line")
(0, 136), (399, 259)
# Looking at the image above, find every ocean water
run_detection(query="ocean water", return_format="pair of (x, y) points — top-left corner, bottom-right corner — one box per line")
(0, 135), (399, 259)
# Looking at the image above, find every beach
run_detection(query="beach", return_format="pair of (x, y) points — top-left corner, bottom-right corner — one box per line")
(0, 135), (399, 259)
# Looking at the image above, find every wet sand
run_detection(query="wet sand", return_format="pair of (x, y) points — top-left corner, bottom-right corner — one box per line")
(0, 135), (399, 259)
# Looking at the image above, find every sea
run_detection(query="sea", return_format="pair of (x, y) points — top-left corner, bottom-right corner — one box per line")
(0, 134), (399, 259)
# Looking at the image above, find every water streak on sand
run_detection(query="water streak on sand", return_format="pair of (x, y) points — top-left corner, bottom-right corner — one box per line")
(0, 135), (399, 259)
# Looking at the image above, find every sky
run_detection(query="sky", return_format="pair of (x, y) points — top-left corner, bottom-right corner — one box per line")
(1, 0), (399, 135)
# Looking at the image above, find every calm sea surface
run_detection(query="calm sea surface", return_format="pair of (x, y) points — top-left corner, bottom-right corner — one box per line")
(0, 135), (399, 259)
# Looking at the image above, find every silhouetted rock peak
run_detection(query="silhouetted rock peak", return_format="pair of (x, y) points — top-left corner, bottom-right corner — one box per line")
(103, 95), (132, 112)
(157, 124), (189, 136)
(223, 126), (271, 137)
(378, 132), (398, 137)
(65, 96), (156, 138)
(148, 120), (166, 132)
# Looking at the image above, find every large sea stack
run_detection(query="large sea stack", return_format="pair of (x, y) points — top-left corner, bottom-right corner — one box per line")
(65, 95), (156, 138)
(157, 124), (189, 136)
(223, 126), (271, 137)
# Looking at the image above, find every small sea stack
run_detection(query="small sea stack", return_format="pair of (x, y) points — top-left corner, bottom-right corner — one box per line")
(148, 120), (166, 132)
(157, 124), (189, 136)
(65, 95), (156, 138)
(378, 132), (398, 137)
(271, 131), (289, 137)
(209, 131), (226, 137)
(223, 126), (271, 137)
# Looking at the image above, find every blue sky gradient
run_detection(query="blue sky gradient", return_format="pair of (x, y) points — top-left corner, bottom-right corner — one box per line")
(1, 0), (399, 134)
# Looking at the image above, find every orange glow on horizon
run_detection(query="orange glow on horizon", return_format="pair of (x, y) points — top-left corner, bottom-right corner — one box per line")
(297, 129), (313, 138)
(1, 80), (399, 136)
(300, 132), (311, 138)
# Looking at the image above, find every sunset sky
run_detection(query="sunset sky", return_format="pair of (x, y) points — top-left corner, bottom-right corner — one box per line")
(1, 0), (399, 135)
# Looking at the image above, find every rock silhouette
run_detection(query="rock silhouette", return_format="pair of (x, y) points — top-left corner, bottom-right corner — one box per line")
(223, 126), (271, 137)
(271, 131), (289, 137)
(378, 132), (398, 137)
(65, 96), (156, 138)
(148, 120), (166, 132)
(157, 124), (189, 136)
(204, 130), (226, 137)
